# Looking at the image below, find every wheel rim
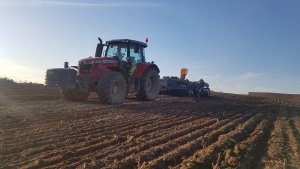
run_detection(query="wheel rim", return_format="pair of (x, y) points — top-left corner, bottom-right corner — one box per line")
(112, 82), (121, 95)
(112, 83), (119, 94)
(147, 75), (157, 93)
(147, 80), (152, 90)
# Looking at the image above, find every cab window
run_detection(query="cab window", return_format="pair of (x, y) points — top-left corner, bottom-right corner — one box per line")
(129, 45), (143, 64)
(105, 43), (127, 61)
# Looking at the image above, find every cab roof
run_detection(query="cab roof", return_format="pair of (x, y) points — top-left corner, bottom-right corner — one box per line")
(106, 39), (147, 48)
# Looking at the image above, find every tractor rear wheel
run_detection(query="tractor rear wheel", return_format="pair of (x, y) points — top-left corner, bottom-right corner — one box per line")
(138, 67), (160, 100)
(97, 71), (127, 105)
(61, 89), (88, 101)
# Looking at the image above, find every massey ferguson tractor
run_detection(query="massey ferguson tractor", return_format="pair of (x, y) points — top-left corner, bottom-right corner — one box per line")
(45, 38), (160, 105)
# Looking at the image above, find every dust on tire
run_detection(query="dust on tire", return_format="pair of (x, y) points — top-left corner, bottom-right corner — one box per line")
(138, 67), (160, 101)
(97, 70), (127, 105)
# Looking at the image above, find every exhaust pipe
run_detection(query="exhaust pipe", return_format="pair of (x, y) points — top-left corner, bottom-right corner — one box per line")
(95, 37), (103, 57)
(64, 62), (69, 68)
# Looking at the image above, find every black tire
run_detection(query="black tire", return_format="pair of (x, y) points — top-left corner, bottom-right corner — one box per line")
(97, 71), (127, 105)
(138, 67), (160, 101)
(61, 89), (88, 101)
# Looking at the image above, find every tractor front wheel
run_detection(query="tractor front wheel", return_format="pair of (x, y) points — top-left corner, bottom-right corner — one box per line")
(138, 67), (160, 101)
(97, 71), (127, 105)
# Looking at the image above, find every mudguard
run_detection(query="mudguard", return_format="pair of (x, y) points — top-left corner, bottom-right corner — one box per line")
(134, 62), (160, 79)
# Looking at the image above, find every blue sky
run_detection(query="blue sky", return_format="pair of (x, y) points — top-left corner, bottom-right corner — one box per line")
(0, 0), (299, 94)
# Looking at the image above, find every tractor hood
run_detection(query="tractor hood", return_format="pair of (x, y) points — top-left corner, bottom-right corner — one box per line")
(78, 57), (119, 74)
(79, 57), (118, 65)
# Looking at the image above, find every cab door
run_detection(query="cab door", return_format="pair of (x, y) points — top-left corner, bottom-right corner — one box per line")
(129, 45), (144, 75)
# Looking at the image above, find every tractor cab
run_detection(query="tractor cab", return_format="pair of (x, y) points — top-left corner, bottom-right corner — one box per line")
(96, 38), (147, 75)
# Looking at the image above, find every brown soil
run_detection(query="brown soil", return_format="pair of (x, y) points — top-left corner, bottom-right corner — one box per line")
(260, 106), (300, 169)
(0, 91), (299, 169)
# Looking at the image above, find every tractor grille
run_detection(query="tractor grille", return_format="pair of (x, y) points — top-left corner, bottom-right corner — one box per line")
(79, 63), (92, 74)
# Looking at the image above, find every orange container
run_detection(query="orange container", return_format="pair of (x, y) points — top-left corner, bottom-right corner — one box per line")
(180, 68), (188, 79)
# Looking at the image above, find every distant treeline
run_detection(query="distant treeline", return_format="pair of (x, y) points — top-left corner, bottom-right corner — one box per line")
(0, 77), (17, 86)
(0, 77), (60, 99)
(0, 77), (43, 88)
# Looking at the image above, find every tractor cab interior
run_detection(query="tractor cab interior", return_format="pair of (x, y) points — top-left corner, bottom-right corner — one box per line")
(105, 43), (127, 61)
(95, 38), (148, 75)
(129, 45), (144, 75)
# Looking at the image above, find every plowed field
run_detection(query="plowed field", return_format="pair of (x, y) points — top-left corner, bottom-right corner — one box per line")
(0, 94), (299, 169)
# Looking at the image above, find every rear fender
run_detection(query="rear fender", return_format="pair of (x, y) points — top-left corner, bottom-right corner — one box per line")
(134, 63), (160, 91)
(134, 63), (160, 79)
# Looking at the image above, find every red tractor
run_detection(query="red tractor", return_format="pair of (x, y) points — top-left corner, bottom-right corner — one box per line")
(46, 38), (160, 104)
